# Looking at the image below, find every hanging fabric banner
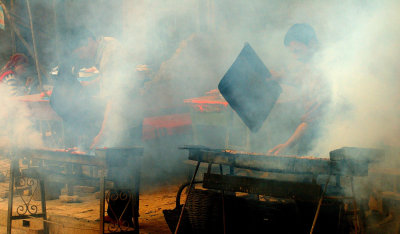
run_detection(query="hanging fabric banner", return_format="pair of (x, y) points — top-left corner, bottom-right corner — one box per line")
(0, 5), (5, 30)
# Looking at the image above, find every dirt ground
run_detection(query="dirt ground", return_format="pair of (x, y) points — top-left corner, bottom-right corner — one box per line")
(0, 156), (188, 234)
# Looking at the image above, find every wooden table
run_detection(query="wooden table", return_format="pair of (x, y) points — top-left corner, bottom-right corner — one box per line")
(13, 93), (229, 144)
(13, 94), (64, 147)
(14, 94), (61, 121)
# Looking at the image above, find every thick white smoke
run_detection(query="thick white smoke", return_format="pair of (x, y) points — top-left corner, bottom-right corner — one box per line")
(0, 85), (43, 150)
(117, 0), (400, 158)
(311, 0), (400, 155)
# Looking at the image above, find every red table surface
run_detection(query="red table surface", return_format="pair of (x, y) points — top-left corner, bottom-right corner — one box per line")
(142, 94), (228, 140)
(14, 93), (227, 140)
(14, 94), (62, 121)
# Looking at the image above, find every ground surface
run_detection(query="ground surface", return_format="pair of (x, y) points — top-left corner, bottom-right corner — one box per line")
(0, 157), (186, 234)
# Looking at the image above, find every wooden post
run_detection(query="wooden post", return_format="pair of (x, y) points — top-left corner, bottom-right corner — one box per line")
(26, 0), (43, 91)
(0, 1), (33, 58)
(52, 0), (60, 64)
(10, 0), (16, 54)
(0, 1), (49, 82)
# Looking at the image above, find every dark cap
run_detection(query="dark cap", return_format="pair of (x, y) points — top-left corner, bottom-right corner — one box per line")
(284, 23), (318, 47)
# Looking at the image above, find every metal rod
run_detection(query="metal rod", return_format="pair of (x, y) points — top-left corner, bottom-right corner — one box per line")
(337, 203), (342, 233)
(6, 158), (17, 234)
(350, 177), (360, 233)
(310, 174), (331, 234)
(39, 178), (48, 234)
(99, 170), (105, 234)
(174, 161), (201, 234)
(26, 0), (43, 91)
(325, 196), (356, 200)
(133, 158), (141, 233)
(220, 164), (226, 234)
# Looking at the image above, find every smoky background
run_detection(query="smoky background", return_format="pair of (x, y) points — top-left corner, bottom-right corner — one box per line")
(0, 0), (399, 186)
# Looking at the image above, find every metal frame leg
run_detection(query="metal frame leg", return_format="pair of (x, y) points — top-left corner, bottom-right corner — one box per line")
(350, 177), (361, 233)
(174, 161), (201, 234)
(100, 169), (105, 234)
(39, 179), (48, 234)
(310, 175), (331, 234)
(7, 159), (17, 234)
(220, 164), (226, 234)
(132, 160), (141, 233)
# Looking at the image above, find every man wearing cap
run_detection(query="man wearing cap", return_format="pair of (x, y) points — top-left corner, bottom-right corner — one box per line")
(266, 23), (330, 156)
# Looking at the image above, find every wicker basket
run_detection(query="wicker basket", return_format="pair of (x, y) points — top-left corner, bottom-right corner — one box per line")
(186, 189), (300, 234)
(186, 189), (223, 234)
(163, 182), (202, 234)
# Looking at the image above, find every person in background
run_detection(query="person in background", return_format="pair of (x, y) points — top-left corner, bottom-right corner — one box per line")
(65, 29), (145, 226)
(66, 30), (144, 150)
(266, 23), (330, 156)
(0, 53), (33, 96)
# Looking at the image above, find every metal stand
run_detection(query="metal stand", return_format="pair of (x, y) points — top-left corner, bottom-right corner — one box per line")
(174, 161), (200, 234)
(310, 175), (361, 234)
(310, 175), (331, 234)
(7, 157), (49, 234)
(98, 147), (143, 234)
(7, 147), (143, 234)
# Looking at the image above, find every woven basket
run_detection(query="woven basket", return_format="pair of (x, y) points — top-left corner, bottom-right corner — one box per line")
(163, 182), (202, 234)
(186, 189), (223, 234)
(186, 189), (300, 234)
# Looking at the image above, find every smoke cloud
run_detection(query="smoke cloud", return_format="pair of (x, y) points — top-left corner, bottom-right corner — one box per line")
(2, 0), (399, 182)
(310, 0), (400, 155)
(0, 85), (43, 150)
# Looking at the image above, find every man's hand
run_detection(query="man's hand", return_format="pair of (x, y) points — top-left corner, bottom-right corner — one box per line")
(90, 101), (112, 150)
(268, 122), (309, 156)
(268, 143), (289, 156)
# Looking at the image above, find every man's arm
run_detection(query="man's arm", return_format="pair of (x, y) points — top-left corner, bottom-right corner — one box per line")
(268, 122), (308, 155)
(90, 100), (112, 149)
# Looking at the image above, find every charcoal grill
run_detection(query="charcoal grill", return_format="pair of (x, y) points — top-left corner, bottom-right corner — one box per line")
(172, 145), (383, 234)
(6, 146), (143, 234)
